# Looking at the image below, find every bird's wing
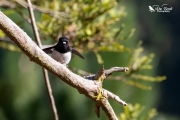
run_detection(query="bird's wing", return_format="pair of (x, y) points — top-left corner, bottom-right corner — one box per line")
(43, 46), (55, 54)
(71, 48), (85, 59)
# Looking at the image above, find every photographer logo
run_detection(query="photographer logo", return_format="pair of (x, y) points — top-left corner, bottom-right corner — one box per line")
(149, 4), (173, 13)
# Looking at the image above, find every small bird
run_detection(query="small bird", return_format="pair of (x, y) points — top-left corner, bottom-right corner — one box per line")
(43, 37), (84, 65)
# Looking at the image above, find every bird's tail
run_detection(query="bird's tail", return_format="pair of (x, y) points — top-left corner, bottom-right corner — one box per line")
(71, 48), (85, 59)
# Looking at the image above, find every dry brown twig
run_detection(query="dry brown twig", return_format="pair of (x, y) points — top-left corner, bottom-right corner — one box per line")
(0, 0), (16, 8)
(26, 0), (59, 120)
(0, 0), (70, 20)
(0, 11), (128, 120)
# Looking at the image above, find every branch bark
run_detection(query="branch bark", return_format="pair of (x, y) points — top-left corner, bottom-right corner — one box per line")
(0, 11), (127, 120)
(15, 0), (70, 20)
(26, 0), (59, 120)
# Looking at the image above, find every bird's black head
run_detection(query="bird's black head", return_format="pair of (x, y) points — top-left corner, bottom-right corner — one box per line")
(55, 37), (70, 53)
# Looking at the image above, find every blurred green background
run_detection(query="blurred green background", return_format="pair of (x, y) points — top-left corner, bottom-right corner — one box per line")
(0, 0), (179, 120)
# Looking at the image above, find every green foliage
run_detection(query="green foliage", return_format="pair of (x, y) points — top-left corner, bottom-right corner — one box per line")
(0, 0), (166, 120)
(0, 41), (20, 52)
(0, 30), (20, 52)
(121, 41), (166, 90)
(119, 103), (157, 120)
(36, 0), (129, 57)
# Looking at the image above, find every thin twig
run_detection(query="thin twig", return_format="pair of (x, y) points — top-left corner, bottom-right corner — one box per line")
(73, 67), (127, 81)
(17, 10), (31, 24)
(0, 0), (16, 8)
(95, 103), (100, 118)
(103, 89), (127, 106)
(15, 0), (70, 20)
(100, 98), (118, 120)
(26, 0), (59, 120)
(84, 67), (129, 80)
(0, 0), (70, 20)
(26, 0), (41, 47)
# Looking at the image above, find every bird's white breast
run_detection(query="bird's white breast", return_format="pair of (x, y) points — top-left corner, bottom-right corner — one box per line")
(51, 50), (71, 65)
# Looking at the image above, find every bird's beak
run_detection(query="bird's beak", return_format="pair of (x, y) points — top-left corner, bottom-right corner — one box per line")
(63, 42), (66, 44)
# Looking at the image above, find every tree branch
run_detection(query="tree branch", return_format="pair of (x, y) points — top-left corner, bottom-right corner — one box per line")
(84, 66), (129, 81)
(0, 11), (127, 120)
(26, 0), (59, 120)
(100, 98), (118, 120)
(0, 0), (70, 20)
(0, 0), (16, 9)
(15, 0), (70, 20)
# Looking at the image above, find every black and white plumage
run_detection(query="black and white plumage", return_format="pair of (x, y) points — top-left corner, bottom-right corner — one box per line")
(43, 37), (84, 65)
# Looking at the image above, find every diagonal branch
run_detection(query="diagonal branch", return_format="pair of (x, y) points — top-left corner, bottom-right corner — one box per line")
(0, 0), (70, 20)
(0, 11), (127, 120)
(100, 98), (118, 120)
(84, 66), (129, 81)
(26, 0), (59, 120)
(15, 0), (70, 20)
(103, 89), (127, 106)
